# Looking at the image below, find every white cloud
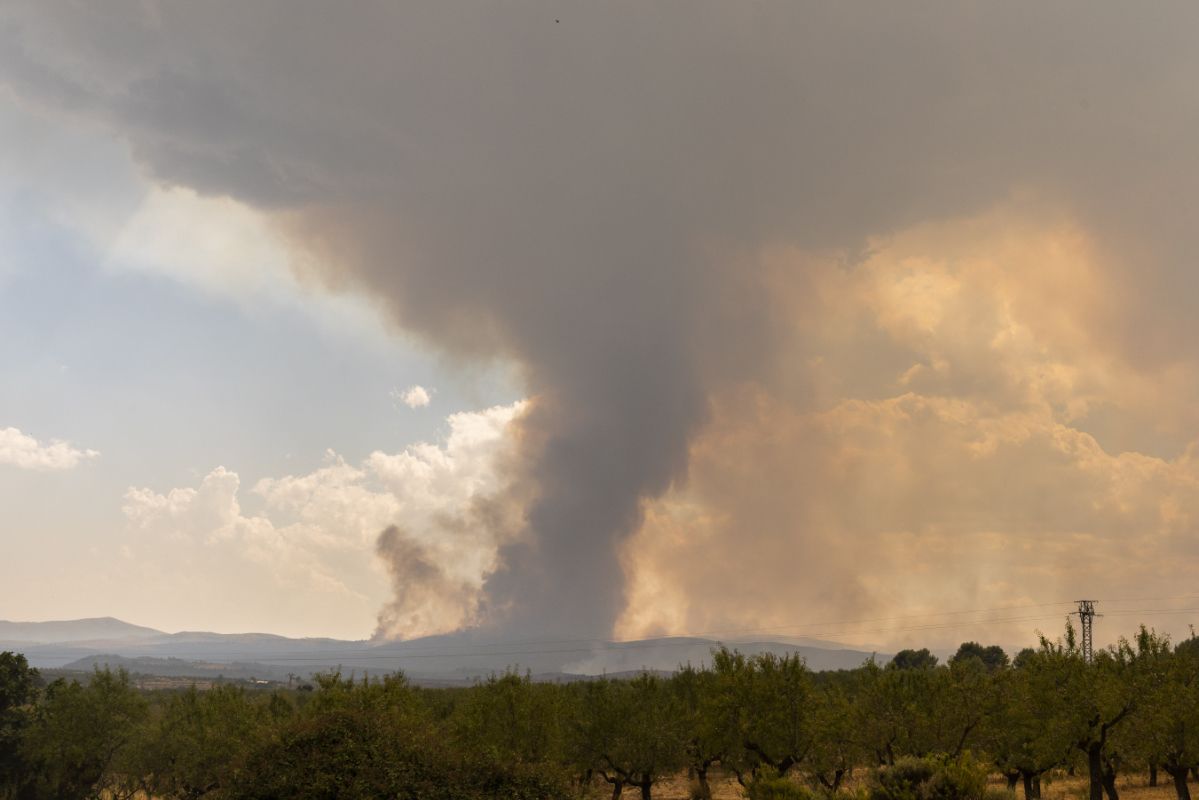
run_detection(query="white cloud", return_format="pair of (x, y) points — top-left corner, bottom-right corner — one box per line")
(393, 384), (432, 409)
(107, 186), (297, 299)
(0, 427), (98, 471)
(121, 401), (526, 639)
(101, 184), (395, 345)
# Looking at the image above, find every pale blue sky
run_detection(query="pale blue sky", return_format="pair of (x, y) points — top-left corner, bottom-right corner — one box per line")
(0, 95), (518, 637)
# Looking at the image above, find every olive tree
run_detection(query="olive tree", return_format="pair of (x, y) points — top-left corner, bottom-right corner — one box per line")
(571, 674), (687, 800)
(0, 652), (40, 797)
(1115, 630), (1199, 800)
(20, 668), (148, 800)
(710, 648), (815, 784)
(138, 684), (272, 799)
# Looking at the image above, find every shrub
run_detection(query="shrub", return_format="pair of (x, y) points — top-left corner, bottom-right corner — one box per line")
(745, 769), (823, 800)
(921, 755), (987, 800)
(871, 757), (937, 800)
(870, 755), (988, 800)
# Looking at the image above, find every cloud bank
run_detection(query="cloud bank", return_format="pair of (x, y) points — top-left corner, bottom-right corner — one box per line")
(7, 3), (1199, 643)
(0, 427), (97, 471)
(122, 402), (524, 639)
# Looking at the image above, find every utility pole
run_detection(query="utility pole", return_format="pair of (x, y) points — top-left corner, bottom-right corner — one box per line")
(1074, 600), (1100, 663)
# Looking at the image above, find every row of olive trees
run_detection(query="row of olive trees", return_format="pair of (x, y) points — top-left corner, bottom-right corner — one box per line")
(1, 623), (1197, 800)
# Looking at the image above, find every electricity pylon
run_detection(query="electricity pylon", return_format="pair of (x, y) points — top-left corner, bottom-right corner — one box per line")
(1074, 600), (1100, 663)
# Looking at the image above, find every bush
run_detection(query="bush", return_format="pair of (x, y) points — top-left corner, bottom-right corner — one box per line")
(921, 756), (986, 800)
(871, 758), (937, 800)
(745, 769), (824, 800)
(870, 755), (988, 800)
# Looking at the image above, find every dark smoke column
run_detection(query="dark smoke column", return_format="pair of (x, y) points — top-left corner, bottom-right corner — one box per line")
(484, 323), (707, 637)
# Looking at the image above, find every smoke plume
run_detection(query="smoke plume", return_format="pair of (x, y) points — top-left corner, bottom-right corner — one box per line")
(6, 3), (1199, 641)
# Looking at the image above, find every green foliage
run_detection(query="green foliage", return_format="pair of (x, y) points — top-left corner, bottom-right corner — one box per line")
(138, 684), (274, 799)
(712, 648), (814, 780)
(921, 754), (988, 800)
(871, 757), (937, 800)
(229, 670), (572, 800)
(1112, 627), (1199, 788)
(745, 767), (823, 800)
(452, 672), (563, 763)
(949, 643), (1009, 672)
(0, 652), (40, 795)
(0, 653), (39, 716)
(226, 705), (458, 800)
(807, 681), (863, 791)
(1011, 649), (1037, 669)
(980, 649), (1074, 782)
(570, 672), (688, 796)
(852, 658), (990, 764)
(889, 649), (939, 670)
(870, 755), (988, 800)
(1175, 633), (1199, 659)
(449, 672), (573, 796)
(20, 668), (148, 800)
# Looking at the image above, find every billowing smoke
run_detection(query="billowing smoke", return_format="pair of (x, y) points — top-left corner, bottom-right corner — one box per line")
(374, 525), (476, 639)
(6, 3), (1199, 640)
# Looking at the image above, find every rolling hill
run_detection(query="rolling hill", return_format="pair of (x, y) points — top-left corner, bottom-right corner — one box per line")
(3, 618), (888, 681)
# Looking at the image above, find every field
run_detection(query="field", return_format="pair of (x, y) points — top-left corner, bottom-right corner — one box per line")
(598, 772), (1196, 800)
(1020, 775), (1185, 800)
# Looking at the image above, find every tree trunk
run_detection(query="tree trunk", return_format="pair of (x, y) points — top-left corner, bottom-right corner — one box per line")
(638, 776), (653, 800)
(1022, 770), (1042, 800)
(694, 766), (712, 800)
(1151, 764), (1158, 787)
(1101, 759), (1119, 800)
(1167, 767), (1192, 800)
(610, 779), (624, 800)
(1034, 775), (1043, 799)
(1005, 771), (1019, 792)
(1087, 744), (1105, 800)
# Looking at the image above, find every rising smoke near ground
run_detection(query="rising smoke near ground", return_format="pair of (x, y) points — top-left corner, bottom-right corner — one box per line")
(6, 3), (1199, 642)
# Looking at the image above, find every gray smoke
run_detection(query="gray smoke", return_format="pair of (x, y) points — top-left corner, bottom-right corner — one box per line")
(374, 525), (475, 639)
(5, 2), (1199, 637)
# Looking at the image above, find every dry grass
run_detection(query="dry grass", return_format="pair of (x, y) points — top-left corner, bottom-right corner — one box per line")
(1034, 774), (1185, 800)
(595, 770), (1197, 800)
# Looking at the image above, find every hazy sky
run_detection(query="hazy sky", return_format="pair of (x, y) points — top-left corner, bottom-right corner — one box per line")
(3, 2), (1199, 650)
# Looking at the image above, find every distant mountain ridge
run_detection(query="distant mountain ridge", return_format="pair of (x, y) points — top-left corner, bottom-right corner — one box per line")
(2, 617), (889, 679)
(0, 617), (165, 643)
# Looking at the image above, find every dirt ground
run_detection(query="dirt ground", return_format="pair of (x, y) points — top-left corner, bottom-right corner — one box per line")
(1032, 774), (1186, 800)
(599, 770), (1198, 800)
